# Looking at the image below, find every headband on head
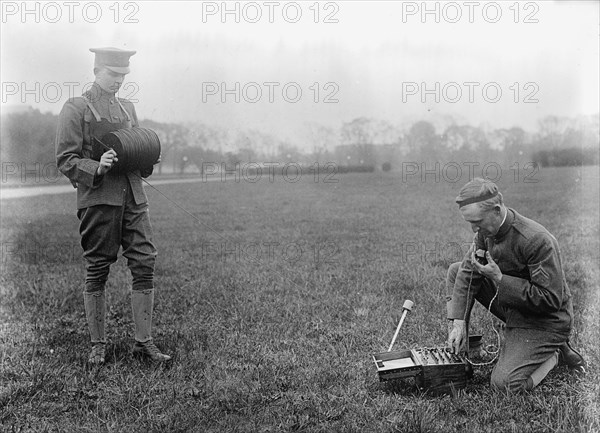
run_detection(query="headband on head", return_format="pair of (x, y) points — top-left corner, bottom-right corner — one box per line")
(457, 190), (498, 208)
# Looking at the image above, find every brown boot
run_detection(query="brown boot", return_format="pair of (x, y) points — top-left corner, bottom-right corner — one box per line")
(133, 340), (171, 362)
(131, 289), (171, 362)
(558, 340), (586, 373)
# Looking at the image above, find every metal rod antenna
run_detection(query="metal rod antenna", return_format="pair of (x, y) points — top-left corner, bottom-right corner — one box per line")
(387, 300), (414, 352)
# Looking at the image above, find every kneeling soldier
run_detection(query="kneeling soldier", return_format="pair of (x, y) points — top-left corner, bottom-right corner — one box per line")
(446, 178), (584, 392)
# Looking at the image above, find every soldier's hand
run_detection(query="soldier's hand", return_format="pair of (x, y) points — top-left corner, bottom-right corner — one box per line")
(471, 250), (502, 285)
(96, 149), (118, 176)
(448, 319), (467, 354)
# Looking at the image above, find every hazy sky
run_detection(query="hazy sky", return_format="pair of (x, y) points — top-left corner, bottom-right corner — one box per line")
(1, 1), (599, 147)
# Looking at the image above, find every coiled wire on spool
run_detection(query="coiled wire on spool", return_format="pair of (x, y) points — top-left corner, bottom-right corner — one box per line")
(97, 128), (161, 173)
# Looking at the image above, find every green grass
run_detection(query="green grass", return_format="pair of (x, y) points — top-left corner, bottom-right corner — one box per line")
(1, 166), (598, 432)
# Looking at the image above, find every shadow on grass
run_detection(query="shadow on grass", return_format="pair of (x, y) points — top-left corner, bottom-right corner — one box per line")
(375, 378), (424, 397)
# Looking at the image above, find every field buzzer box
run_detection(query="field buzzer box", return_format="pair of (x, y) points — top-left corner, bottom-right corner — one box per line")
(372, 347), (472, 395)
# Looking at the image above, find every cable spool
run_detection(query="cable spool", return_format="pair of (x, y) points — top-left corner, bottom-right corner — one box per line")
(99, 128), (161, 173)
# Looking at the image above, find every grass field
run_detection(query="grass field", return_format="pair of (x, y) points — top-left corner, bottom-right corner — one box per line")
(1, 165), (598, 432)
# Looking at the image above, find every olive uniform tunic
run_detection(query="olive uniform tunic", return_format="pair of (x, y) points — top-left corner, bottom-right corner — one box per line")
(55, 83), (151, 208)
(447, 208), (573, 333)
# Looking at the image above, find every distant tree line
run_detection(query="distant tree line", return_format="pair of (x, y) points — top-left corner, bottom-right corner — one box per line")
(1, 107), (598, 177)
(1, 108), (59, 175)
(529, 117), (600, 167)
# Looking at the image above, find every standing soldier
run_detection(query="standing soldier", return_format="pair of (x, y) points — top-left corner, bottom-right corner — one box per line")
(55, 47), (170, 364)
(446, 178), (585, 392)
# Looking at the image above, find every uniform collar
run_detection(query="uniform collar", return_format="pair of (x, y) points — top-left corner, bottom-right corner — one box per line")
(494, 208), (514, 241)
(86, 82), (117, 102)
